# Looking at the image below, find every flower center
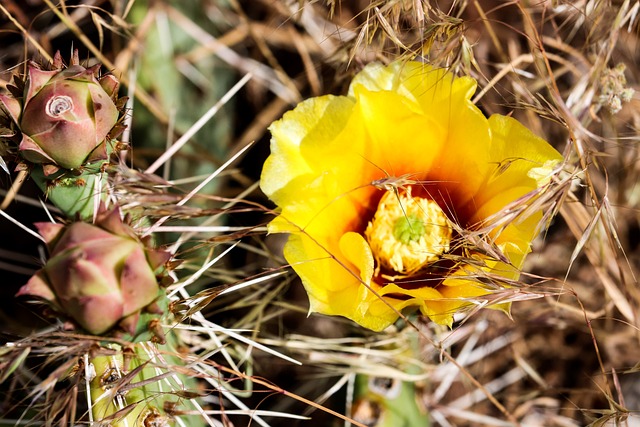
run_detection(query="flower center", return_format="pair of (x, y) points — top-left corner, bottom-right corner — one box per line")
(365, 187), (452, 275)
(46, 95), (73, 117)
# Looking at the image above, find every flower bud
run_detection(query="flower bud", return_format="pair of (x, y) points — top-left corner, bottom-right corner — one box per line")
(0, 50), (120, 174)
(17, 206), (171, 335)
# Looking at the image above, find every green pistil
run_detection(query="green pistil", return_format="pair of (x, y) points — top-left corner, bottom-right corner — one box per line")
(393, 214), (425, 244)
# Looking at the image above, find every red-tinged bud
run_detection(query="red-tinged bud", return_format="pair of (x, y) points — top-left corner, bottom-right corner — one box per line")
(17, 206), (171, 335)
(0, 50), (121, 174)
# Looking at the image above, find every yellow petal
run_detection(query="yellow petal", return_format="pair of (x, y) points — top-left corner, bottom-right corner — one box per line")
(261, 95), (354, 205)
(378, 283), (449, 323)
(285, 230), (396, 331)
(353, 86), (445, 179)
(339, 231), (375, 285)
(471, 114), (563, 212)
(356, 62), (493, 208)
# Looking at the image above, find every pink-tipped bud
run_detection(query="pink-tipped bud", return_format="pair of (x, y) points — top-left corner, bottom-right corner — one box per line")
(17, 206), (171, 335)
(1, 50), (121, 174)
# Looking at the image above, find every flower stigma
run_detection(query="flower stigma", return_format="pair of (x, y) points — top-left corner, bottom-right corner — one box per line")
(365, 187), (452, 276)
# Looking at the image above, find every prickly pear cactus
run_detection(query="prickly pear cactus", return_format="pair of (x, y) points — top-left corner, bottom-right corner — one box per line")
(88, 338), (204, 427)
(0, 48), (207, 426)
(351, 374), (430, 427)
(13, 206), (206, 426)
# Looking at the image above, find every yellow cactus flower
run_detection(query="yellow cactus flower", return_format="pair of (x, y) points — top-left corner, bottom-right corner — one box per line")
(261, 61), (562, 331)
